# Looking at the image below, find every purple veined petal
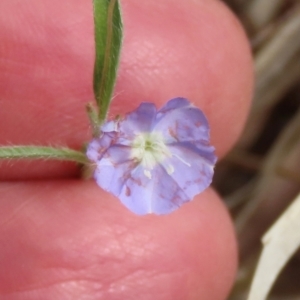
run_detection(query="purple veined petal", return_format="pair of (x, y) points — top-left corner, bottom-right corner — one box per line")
(157, 97), (190, 114)
(160, 142), (216, 199)
(91, 145), (137, 196)
(117, 102), (157, 139)
(173, 141), (217, 165)
(86, 133), (117, 162)
(154, 97), (211, 144)
(118, 163), (190, 215)
(89, 143), (190, 215)
(100, 103), (158, 147)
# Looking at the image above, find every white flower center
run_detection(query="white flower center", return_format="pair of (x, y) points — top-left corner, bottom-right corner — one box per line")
(131, 132), (173, 178)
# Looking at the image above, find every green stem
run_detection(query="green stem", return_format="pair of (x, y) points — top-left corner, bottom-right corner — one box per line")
(97, 0), (116, 123)
(86, 102), (100, 137)
(0, 146), (88, 164)
(93, 0), (123, 124)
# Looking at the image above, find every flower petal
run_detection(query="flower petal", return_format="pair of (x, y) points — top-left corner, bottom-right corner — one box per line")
(118, 102), (157, 138)
(157, 97), (190, 113)
(100, 103), (158, 147)
(91, 145), (136, 196)
(118, 164), (190, 215)
(154, 97), (210, 144)
(160, 142), (216, 199)
(86, 133), (117, 162)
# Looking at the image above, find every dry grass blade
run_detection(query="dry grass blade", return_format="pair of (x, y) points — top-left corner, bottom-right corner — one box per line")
(236, 107), (300, 259)
(245, 0), (285, 30)
(239, 5), (300, 148)
(247, 192), (300, 300)
(217, 1), (300, 299)
(254, 6), (300, 110)
(226, 179), (257, 210)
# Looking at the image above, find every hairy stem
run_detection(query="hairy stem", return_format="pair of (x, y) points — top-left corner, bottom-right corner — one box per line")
(0, 146), (88, 164)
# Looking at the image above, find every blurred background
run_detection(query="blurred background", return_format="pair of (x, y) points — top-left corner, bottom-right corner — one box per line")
(215, 0), (300, 299)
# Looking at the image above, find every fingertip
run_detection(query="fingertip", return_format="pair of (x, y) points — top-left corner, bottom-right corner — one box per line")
(0, 181), (237, 299)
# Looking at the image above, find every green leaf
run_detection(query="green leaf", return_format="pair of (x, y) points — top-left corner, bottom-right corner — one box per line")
(0, 146), (87, 164)
(93, 0), (123, 123)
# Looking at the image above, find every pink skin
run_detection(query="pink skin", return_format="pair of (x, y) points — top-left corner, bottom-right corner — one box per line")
(0, 0), (253, 299)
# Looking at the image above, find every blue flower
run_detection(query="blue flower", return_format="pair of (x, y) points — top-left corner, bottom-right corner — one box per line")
(87, 97), (217, 215)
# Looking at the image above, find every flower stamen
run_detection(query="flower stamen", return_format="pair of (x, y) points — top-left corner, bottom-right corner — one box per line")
(173, 153), (191, 167)
(131, 132), (172, 173)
